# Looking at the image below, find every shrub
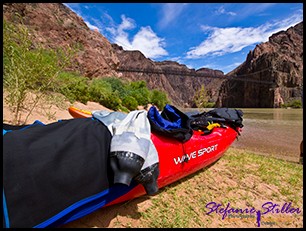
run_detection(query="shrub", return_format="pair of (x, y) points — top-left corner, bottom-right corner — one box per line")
(88, 79), (112, 103)
(103, 77), (127, 97)
(3, 18), (75, 124)
(150, 89), (170, 109)
(204, 102), (215, 108)
(127, 81), (151, 106)
(55, 72), (90, 104)
(122, 95), (138, 111)
(193, 85), (209, 108)
(291, 100), (302, 108)
(88, 78), (122, 110)
(281, 100), (302, 108)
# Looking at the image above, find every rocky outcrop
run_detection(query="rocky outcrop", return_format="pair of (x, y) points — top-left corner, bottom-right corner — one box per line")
(113, 44), (225, 106)
(3, 3), (225, 107)
(3, 3), (120, 77)
(216, 22), (303, 108)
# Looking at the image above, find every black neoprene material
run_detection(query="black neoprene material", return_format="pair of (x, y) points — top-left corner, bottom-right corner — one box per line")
(134, 163), (160, 195)
(3, 118), (113, 228)
(110, 151), (145, 186)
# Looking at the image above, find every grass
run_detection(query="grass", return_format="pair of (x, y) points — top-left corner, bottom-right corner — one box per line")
(125, 147), (303, 228)
(62, 148), (303, 228)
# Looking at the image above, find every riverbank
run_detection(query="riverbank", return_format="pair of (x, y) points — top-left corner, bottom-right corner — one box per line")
(62, 148), (303, 228)
(180, 107), (303, 163)
(2, 92), (111, 125)
(3, 98), (303, 228)
(232, 109), (303, 163)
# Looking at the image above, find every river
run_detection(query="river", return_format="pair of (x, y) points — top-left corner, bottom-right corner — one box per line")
(181, 108), (303, 163)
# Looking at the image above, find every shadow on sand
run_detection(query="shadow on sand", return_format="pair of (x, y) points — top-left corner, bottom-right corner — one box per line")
(61, 159), (221, 228)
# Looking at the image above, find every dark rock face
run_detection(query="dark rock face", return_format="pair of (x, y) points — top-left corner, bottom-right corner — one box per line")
(113, 44), (225, 107)
(3, 3), (120, 77)
(216, 22), (303, 108)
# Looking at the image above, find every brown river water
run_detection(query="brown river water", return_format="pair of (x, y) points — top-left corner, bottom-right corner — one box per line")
(181, 108), (303, 163)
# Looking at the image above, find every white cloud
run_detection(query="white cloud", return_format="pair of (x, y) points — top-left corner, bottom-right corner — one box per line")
(110, 15), (136, 50)
(109, 15), (168, 59)
(131, 27), (168, 58)
(84, 21), (100, 32)
(223, 62), (243, 73)
(169, 56), (182, 62)
(186, 11), (303, 59)
(118, 15), (136, 32)
(64, 4), (168, 59)
(200, 62), (242, 74)
(102, 13), (118, 36)
(186, 64), (195, 69)
(237, 3), (276, 19)
(215, 6), (236, 16)
(65, 3), (103, 33)
(158, 3), (189, 29)
(102, 12), (116, 27)
(268, 9), (303, 32)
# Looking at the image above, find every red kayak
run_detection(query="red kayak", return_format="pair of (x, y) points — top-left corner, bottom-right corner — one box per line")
(68, 106), (240, 207)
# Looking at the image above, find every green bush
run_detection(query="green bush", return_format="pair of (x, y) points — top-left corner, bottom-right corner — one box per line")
(281, 100), (302, 108)
(150, 89), (170, 109)
(204, 102), (215, 108)
(193, 85), (209, 108)
(291, 100), (302, 108)
(117, 105), (130, 113)
(104, 91), (122, 110)
(88, 78), (112, 103)
(103, 77), (127, 97)
(55, 72), (90, 104)
(3, 19), (75, 124)
(88, 78), (122, 110)
(122, 95), (139, 111)
(127, 81), (151, 106)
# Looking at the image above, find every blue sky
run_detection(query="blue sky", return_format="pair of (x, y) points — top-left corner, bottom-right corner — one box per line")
(64, 3), (303, 74)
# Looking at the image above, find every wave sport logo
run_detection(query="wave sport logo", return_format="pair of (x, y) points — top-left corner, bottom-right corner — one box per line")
(205, 201), (302, 227)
